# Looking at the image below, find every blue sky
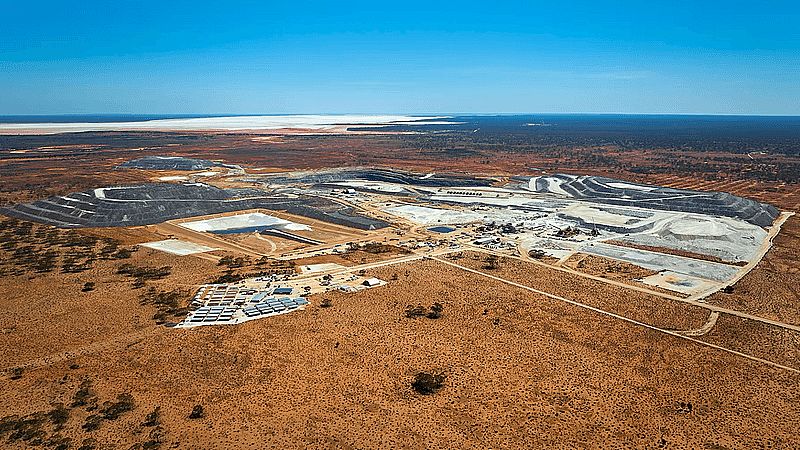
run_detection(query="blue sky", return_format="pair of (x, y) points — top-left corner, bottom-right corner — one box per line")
(1, 0), (798, 115)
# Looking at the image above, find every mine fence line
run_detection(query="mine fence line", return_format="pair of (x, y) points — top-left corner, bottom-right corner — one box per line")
(431, 257), (800, 375)
(307, 240), (800, 336)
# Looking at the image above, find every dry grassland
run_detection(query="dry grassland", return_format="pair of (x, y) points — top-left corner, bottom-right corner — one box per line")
(449, 251), (709, 331)
(0, 246), (224, 367)
(338, 246), (410, 266)
(2, 258), (799, 449)
(698, 314), (800, 370)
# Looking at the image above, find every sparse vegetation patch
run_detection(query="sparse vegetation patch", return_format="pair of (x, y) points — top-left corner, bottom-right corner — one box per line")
(1, 382), (141, 447)
(188, 405), (204, 419)
(117, 263), (172, 288)
(405, 302), (444, 319)
(411, 372), (446, 395)
(140, 287), (189, 324)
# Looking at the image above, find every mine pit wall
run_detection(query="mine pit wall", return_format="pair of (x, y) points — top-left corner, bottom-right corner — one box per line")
(0, 196), (291, 229)
(0, 198), (388, 231)
(262, 168), (497, 188)
(423, 189), (778, 230)
(115, 157), (240, 171)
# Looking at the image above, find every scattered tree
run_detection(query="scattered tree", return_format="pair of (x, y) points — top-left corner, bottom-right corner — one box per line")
(411, 372), (446, 395)
(189, 405), (204, 419)
(143, 407), (161, 427)
(47, 403), (70, 426)
(405, 305), (427, 318)
(81, 415), (102, 431)
(218, 255), (250, 268)
(405, 303), (444, 319)
(427, 302), (443, 319)
(483, 255), (500, 270)
(78, 438), (99, 450)
(99, 392), (135, 420)
(71, 380), (95, 408)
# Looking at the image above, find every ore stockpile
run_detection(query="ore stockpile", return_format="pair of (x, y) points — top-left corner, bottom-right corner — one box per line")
(524, 174), (779, 228)
(0, 183), (388, 230)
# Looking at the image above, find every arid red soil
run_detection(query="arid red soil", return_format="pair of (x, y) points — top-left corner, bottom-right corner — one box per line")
(3, 258), (800, 449)
(1, 131), (799, 449)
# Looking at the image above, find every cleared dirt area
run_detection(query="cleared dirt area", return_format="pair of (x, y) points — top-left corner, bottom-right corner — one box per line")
(153, 209), (372, 259)
(2, 259), (799, 449)
(221, 231), (301, 255)
(604, 239), (747, 266)
(289, 254), (358, 267)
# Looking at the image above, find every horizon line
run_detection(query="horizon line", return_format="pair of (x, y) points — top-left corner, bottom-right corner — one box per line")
(1, 112), (800, 118)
